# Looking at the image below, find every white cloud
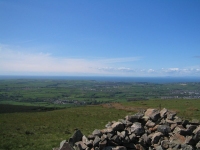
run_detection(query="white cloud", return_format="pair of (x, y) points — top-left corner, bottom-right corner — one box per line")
(0, 46), (141, 76)
(1, 44), (200, 76)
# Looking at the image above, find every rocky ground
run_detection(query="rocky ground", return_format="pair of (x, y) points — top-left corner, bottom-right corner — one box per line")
(53, 108), (200, 150)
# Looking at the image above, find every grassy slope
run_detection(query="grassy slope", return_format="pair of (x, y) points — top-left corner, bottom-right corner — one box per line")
(121, 99), (200, 120)
(1, 99), (200, 150)
(0, 105), (130, 150)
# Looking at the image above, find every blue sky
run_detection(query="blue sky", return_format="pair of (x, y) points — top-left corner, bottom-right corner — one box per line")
(0, 0), (200, 77)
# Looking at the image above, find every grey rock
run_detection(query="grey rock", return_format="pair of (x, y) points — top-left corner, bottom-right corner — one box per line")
(193, 130), (200, 142)
(181, 144), (194, 150)
(60, 140), (67, 149)
(170, 133), (186, 145)
(123, 135), (130, 144)
(75, 141), (87, 150)
(92, 129), (102, 137)
(99, 140), (107, 150)
(160, 108), (168, 118)
(131, 122), (145, 136)
(105, 122), (112, 128)
(111, 122), (124, 131)
(173, 125), (188, 136)
(196, 141), (200, 149)
(145, 109), (161, 122)
(111, 135), (121, 144)
(155, 145), (163, 150)
(103, 146), (113, 150)
(60, 142), (74, 150)
(129, 133), (136, 142)
(118, 119), (126, 125)
(82, 135), (89, 144)
(190, 119), (200, 125)
(125, 115), (138, 123)
(86, 140), (93, 147)
(161, 140), (169, 149)
(166, 111), (176, 120)
(185, 136), (195, 146)
(93, 136), (101, 147)
(151, 132), (163, 144)
(146, 120), (156, 128)
(54, 108), (200, 150)
(186, 125), (197, 134)
(157, 125), (171, 135)
(101, 134), (107, 141)
(70, 130), (83, 146)
(174, 117), (182, 125)
(88, 134), (95, 140)
(117, 131), (126, 139)
(112, 146), (127, 150)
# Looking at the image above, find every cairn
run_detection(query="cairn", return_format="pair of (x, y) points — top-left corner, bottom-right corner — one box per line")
(53, 108), (200, 150)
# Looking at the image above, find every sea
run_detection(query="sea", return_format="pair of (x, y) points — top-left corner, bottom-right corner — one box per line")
(0, 76), (200, 83)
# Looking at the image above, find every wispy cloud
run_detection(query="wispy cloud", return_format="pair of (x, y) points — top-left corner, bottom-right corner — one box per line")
(0, 44), (200, 76)
(0, 46), (141, 76)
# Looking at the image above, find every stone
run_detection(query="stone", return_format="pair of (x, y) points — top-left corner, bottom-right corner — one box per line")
(99, 140), (107, 150)
(170, 133), (186, 144)
(190, 119), (200, 125)
(129, 133), (136, 142)
(60, 142), (74, 150)
(196, 141), (200, 149)
(160, 140), (169, 149)
(174, 117), (182, 125)
(111, 122), (124, 131)
(118, 119), (126, 125)
(145, 109), (161, 122)
(182, 120), (189, 128)
(157, 125), (171, 135)
(112, 146), (127, 150)
(88, 135), (95, 140)
(86, 140), (93, 147)
(173, 125), (188, 136)
(103, 146), (113, 150)
(181, 144), (194, 150)
(166, 111), (176, 120)
(145, 120), (156, 128)
(151, 132), (163, 144)
(160, 108), (168, 118)
(117, 131), (126, 139)
(75, 141), (87, 150)
(82, 135), (89, 144)
(105, 122), (112, 128)
(92, 129), (102, 137)
(100, 134), (107, 141)
(125, 115), (138, 123)
(93, 136), (101, 147)
(131, 122), (145, 136)
(185, 136), (195, 146)
(54, 108), (200, 150)
(69, 130), (84, 146)
(186, 125), (197, 134)
(111, 135), (121, 144)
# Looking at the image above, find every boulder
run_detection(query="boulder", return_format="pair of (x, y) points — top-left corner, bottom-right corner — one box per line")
(131, 122), (145, 136)
(145, 109), (161, 122)
(157, 125), (171, 135)
(111, 122), (124, 131)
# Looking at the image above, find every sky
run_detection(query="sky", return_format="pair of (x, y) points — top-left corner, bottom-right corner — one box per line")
(0, 0), (200, 77)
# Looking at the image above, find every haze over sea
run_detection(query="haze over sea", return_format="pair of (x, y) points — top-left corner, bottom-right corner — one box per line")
(1, 76), (200, 84)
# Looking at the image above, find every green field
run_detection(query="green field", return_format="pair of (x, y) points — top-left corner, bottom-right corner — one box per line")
(0, 105), (130, 150)
(1, 79), (200, 106)
(0, 79), (200, 150)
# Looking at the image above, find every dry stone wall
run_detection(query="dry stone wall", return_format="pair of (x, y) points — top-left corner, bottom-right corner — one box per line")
(53, 108), (200, 150)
